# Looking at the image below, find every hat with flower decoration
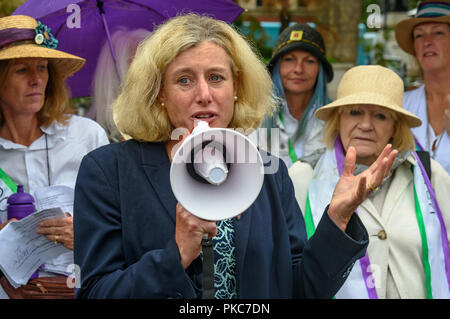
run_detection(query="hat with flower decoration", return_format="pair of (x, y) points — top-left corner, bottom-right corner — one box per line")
(0, 15), (85, 78)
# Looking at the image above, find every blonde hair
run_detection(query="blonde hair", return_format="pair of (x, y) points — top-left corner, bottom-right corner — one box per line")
(113, 14), (276, 142)
(322, 105), (415, 152)
(0, 59), (73, 127)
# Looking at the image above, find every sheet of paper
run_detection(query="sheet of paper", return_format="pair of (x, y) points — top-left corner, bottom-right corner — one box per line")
(40, 251), (73, 275)
(33, 185), (75, 273)
(34, 185), (74, 216)
(0, 208), (70, 287)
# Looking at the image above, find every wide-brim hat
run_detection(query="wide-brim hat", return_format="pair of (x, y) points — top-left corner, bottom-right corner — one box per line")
(0, 15), (85, 79)
(315, 65), (422, 128)
(267, 23), (334, 82)
(395, 1), (450, 55)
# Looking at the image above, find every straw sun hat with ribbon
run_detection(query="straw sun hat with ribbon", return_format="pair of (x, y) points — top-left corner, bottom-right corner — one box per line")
(0, 15), (85, 79)
(395, 0), (450, 55)
(315, 65), (422, 128)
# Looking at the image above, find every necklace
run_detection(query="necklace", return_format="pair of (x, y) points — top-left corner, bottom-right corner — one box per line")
(45, 133), (51, 186)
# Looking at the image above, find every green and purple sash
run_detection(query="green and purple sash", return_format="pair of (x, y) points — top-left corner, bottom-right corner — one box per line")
(304, 137), (450, 298)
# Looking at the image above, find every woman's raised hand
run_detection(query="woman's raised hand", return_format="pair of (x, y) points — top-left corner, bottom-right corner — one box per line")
(328, 144), (397, 231)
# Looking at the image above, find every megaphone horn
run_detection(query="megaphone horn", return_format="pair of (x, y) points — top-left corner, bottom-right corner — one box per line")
(170, 121), (264, 221)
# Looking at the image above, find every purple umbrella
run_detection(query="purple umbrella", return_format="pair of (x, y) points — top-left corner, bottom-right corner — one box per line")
(13, 0), (243, 98)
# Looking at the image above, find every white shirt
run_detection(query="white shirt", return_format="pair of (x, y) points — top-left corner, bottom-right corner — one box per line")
(281, 100), (305, 157)
(403, 85), (450, 174)
(0, 115), (109, 197)
(277, 100), (326, 168)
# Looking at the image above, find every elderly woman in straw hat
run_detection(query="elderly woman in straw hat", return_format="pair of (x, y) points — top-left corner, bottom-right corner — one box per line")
(262, 23), (333, 168)
(0, 14), (108, 294)
(70, 14), (408, 299)
(289, 65), (450, 299)
(395, 0), (450, 174)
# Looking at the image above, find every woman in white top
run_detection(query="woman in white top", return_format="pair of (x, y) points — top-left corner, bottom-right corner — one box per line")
(0, 15), (109, 250)
(395, 0), (450, 174)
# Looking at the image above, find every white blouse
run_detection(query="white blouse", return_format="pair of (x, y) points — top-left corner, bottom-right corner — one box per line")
(276, 100), (326, 168)
(0, 115), (109, 199)
(403, 85), (450, 175)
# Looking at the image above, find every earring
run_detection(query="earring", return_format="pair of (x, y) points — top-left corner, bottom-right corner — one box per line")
(234, 96), (238, 101)
(161, 102), (165, 107)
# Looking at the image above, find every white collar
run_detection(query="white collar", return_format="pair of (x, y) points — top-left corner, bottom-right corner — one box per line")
(0, 119), (69, 150)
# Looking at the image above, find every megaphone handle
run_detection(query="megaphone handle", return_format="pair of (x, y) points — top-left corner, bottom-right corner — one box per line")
(201, 234), (215, 299)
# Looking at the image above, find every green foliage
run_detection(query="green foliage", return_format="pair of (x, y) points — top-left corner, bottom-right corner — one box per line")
(364, 25), (399, 68)
(0, 0), (26, 16)
(359, 0), (420, 81)
(361, 0), (421, 30)
(409, 0), (421, 10)
(71, 97), (92, 116)
(233, 12), (273, 63)
(360, 0), (381, 27)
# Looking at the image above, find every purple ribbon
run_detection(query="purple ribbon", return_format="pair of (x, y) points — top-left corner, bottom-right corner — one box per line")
(0, 28), (35, 49)
(413, 151), (450, 291)
(334, 137), (345, 174)
(415, 137), (425, 152)
(334, 136), (379, 299)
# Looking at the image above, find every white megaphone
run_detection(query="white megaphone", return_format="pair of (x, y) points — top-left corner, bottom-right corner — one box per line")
(170, 121), (264, 221)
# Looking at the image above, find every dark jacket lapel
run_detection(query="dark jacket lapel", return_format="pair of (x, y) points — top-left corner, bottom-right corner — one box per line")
(234, 206), (252, 294)
(140, 142), (177, 223)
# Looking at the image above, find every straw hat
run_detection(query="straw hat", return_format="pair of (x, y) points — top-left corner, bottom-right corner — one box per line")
(0, 15), (85, 78)
(315, 65), (422, 128)
(267, 23), (334, 82)
(395, 0), (450, 55)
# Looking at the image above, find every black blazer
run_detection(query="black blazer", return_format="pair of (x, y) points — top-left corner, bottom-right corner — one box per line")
(73, 140), (368, 298)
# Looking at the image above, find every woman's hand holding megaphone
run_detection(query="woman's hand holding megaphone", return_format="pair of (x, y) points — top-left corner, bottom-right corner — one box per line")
(175, 203), (218, 269)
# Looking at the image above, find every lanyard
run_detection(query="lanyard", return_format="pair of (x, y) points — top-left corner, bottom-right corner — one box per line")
(278, 111), (298, 163)
(0, 167), (17, 222)
(0, 167), (17, 193)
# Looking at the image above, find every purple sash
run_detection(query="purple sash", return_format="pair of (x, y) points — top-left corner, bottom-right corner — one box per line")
(334, 137), (379, 299)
